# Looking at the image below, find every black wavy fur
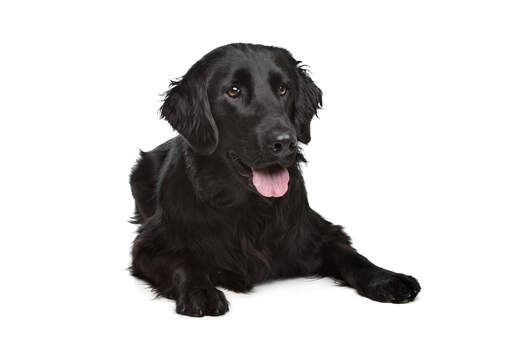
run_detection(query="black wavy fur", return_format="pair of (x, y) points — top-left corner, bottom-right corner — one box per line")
(129, 43), (420, 317)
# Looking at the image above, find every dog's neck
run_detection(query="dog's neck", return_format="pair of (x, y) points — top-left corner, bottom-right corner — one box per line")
(183, 143), (254, 208)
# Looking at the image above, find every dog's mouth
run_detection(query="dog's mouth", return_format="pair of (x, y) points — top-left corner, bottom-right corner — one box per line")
(227, 151), (290, 198)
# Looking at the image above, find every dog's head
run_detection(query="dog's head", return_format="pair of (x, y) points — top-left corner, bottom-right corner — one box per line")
(161, 43), (322, 198)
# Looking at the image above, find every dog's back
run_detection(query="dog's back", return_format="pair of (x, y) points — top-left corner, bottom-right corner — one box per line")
(129, 139), (175, 223)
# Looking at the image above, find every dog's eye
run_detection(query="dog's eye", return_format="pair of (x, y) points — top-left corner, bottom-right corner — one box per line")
(279, 84), (288, 96)
(227, 86), (241, 98)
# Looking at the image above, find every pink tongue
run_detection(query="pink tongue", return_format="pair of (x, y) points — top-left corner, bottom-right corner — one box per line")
(251, 167), (290, 197)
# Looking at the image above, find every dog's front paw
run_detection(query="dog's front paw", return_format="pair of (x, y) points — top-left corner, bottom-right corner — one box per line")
(176, 286), (229, 317)
(359, 270), (421, 303)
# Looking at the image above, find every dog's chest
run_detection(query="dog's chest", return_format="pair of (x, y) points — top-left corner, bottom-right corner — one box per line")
(205, 209), (275, 278)
(211, 207), (306, 286)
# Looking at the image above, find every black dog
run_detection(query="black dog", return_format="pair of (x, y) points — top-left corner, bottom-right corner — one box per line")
(129, 43), (420, 317)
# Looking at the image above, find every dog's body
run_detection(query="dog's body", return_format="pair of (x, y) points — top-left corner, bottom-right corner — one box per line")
(130, 43), (420, 316)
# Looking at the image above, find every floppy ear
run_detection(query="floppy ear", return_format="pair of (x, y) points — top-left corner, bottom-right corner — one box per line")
(294, 66), (323, 144)
(160, 72), (218, 155)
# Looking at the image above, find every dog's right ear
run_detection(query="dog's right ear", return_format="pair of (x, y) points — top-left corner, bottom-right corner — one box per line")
(160, 70), (218, 155)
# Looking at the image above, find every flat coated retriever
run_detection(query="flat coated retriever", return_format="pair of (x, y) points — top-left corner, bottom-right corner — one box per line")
(129, 43), (420, 317)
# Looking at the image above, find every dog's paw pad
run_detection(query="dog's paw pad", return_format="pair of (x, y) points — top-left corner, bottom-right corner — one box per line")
(176, 287), (229, 317)
(363, 272), (421, 303)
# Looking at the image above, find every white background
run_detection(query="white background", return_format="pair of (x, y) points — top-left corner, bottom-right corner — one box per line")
(1, 1), (511, 340)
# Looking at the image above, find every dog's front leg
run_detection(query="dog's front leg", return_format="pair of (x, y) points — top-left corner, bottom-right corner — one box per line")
(131, 230), (229, 317)
(171, 261), (230, 317)
(316, 217), (421, 303)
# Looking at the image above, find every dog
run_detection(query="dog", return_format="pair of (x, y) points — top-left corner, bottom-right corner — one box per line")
(129, 43), (421, 317)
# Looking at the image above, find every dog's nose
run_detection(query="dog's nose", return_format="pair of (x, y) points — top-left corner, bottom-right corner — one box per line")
(268, 133), (297, 158)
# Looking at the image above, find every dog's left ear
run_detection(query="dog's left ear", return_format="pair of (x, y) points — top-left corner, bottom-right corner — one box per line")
(293, 66), (323, 144)
(160, 69), (218, 155)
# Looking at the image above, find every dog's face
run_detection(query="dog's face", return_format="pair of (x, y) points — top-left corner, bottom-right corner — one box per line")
(161, 44), (322, 197)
